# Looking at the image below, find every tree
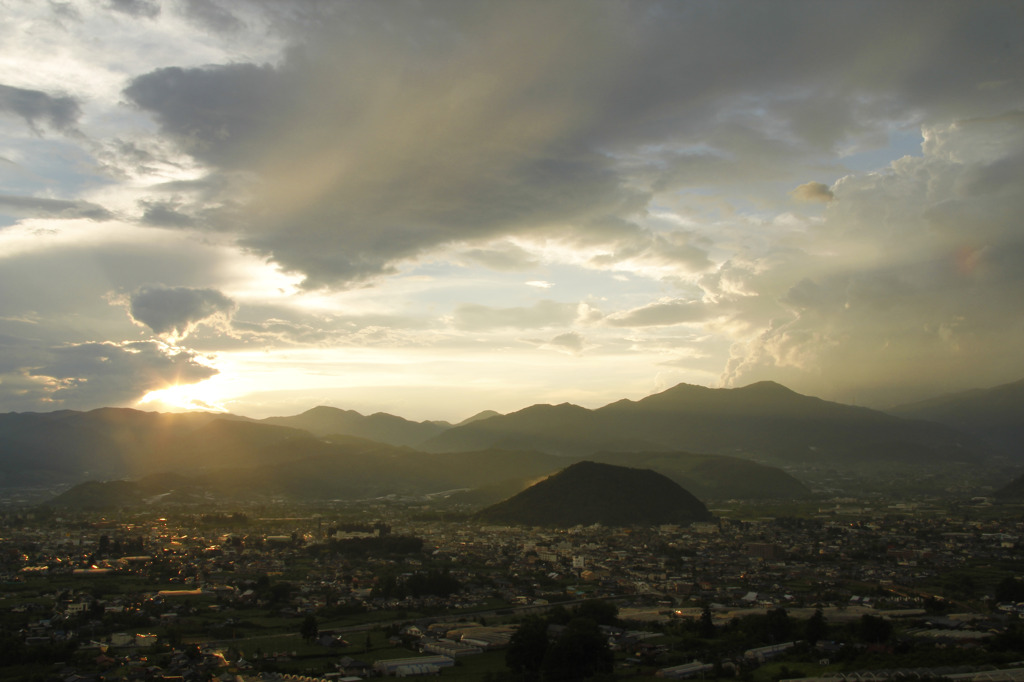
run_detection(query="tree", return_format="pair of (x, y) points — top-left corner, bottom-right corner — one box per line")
(805, 609), (827, 646)
(506, 616), (549, 681)
(269, 581), (293, 604)
(541, 617), (613, 681)
(574, 599), (619, 627)
(766, 607), (792, 643)
(700, 603), (717, 639)
(858, 614), (892, 644)
(300, 614), (319, 644)
(996, 576), (1024, 603)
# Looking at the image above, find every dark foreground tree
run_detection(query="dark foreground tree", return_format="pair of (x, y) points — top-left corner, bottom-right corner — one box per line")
(766, 607), (793, 643)
(859, 614), (892, 644)
(300, 614), (319, 643)
(574, 599), (619, 627)
(541, 617), (613, 681)
(805, 608), (827, 646)
(700, 603), (716, 639)
(506, 616), (549, 681)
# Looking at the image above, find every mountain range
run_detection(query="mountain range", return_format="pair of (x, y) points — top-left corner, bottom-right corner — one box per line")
(3, 378), (1022, 507)
(420, 381), (995, 467)
(887, 378), (1024, 456)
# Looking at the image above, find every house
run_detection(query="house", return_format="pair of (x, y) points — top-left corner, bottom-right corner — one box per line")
(373, 655), (455, 676)
(656, 661), (714, 679)
(337, 656), (371, 676)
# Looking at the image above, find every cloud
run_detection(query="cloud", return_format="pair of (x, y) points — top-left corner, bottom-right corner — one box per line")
(545, 331), (586, 355)
(128, 285), (236, 339)
(605, 298), (709, 327)
(521, 330), (589, 356)
(452, 299), (578, 331)
(0, 83), (81, 133)
(585, 229), (714, 275)
(461, 243), (540, 271)
(122, 2), (1024, 287)
(0, 338), (216, 411)
(138, 200), (196, 228)
(721, 113), (1024, 404)
(36, 340), (216, 409)
(790, 181), (834, 203)
(107, 0), (160, 19)
(0, 194), (113, 222)
(3, 1), (1024, 417)
(181, 0), (243, 33)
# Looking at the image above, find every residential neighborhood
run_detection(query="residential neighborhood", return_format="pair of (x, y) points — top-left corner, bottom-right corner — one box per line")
(3, 497), (1024, 681)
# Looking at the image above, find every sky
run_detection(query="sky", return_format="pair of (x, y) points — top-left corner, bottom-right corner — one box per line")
(1, 1), (1023, 422)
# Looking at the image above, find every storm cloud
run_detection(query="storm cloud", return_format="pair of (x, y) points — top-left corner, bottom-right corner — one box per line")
(129, 285), (236, 339)
(121, 2), (1024, 290)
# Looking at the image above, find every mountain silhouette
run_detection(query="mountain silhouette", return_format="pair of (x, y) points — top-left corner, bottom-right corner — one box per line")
(477, 461), (713, 527)
(422, 381), (990, 468)
(3, 378), (1016, 501)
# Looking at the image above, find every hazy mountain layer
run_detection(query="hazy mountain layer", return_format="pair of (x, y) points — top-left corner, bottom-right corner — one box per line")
(43, 442), (810, 508)
(262, 405), (450, 446)
(589, 451), (811, 500)
(887, 378), (1024, 458)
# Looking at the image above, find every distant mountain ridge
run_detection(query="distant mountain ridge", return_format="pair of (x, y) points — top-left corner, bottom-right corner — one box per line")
(477, 461), (713, 527)
(886, 378), (1024, 458)
(422, 381), (992, 469)
(3, 378), (1021, 503)
(263, 405), (450, 446)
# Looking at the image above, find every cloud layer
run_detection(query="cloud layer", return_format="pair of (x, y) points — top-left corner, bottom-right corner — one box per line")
(121, 3), (1024, 290)
(0, 1), (1022, 416)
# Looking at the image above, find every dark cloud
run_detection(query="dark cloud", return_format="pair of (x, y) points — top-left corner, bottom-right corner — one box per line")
(124, 63), (290, 168)
(48, 2), (81, 19)
(0, 194), (113, 221)
(108, 0), (159, 18)
(128, 2), (1024, 287)
(139, 200), (196, 228)
(182, 0), (244, 33)
(28, 340), (215, 410)
(129, 285), (236, 338)
(0, 336), (216, 412)
(0, 83), (80, 133)
(452, 300), (578, 331)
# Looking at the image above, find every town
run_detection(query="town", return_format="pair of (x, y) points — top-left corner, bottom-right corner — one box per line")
(3, 497), (1024, 681)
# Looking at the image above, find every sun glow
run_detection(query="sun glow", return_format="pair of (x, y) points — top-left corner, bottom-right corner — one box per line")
(138, 380), (230, 414)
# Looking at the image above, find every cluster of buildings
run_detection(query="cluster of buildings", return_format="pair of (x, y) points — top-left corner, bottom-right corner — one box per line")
(1, 499), (1023, 680)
